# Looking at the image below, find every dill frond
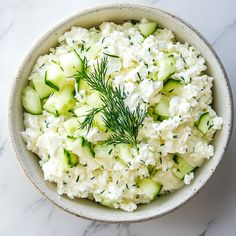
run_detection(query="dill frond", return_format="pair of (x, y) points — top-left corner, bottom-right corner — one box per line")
(74, 56), (147, 147)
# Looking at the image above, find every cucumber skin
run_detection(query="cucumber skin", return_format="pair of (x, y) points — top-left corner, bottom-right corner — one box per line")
(45, 66), (65, 92)
(32, 74), (54, 99)
(45, 74), (60, 91)
(197, 112), (212, 134)
(22, 86), (42, 115)
(139, 178), (162, 200)
(64, 149), (79, 168)
(74, 137), (95, 158)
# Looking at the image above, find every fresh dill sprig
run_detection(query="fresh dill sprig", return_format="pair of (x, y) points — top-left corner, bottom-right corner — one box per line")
(74, 56), (147, 147)
(78, 107), (103, 133)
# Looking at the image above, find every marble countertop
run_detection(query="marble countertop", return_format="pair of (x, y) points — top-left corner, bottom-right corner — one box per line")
(0, 0), (235, 235)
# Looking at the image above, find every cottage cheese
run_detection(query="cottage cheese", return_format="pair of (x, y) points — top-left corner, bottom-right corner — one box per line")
(21, 19), (223, 212)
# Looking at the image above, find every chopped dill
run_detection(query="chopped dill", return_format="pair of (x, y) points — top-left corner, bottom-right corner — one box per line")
(102, 52), (119, 58)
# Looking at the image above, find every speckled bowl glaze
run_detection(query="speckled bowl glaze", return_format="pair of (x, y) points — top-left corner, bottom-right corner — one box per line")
(8, 4), (233, 223)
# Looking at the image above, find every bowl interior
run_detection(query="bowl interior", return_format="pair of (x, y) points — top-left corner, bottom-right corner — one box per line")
(9, 4), (233, 222)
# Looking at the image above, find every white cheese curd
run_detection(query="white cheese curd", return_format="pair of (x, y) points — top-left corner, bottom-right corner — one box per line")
(21, 19), (223, 212)
(184, 172), (194, 185)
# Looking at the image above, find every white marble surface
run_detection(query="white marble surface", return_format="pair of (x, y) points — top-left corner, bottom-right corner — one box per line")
(0, 0), (235, 235)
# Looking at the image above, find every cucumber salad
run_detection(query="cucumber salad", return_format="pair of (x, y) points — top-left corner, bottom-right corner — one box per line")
(21, 19), (223, 212)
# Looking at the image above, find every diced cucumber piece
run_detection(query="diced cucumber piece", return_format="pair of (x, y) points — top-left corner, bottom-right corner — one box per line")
(147, 106), (158, 120)
(153, 169), (183, 191)
(154, 95), (170, 119)
(59, 51), (83, 77)
(22, 86), (42, 115)
(116, 144), (133, 162)
(162, 79), (182, 96)
(93, 112), (107, 131)
(100, 197), (114, 208)
(158, 57), (176, 81)
(94, 144), (115, 159)
(138, 178), (162, 200)
(31, 74), (54, 99)
(86, 92), (103, 108)
(64, 148), (79, 168)
(147, 106), (155, 116)
(153, 152), (161, 162)
(197, 112), (212, 134)
(63, 117), (80, 136)
(71, 137), (95, 159)
(172, 155), (195, 180)
(41, 98), (47, 107)
(78, 79), (92, 93)
(157, 116), (168, 122)
(81, 136), (92, 147)
(116, 157), (129, 169)
(43, 84), (75, 115)
(139, 22), (158, 37)
(45, 64), (65, 91)
(74, 105), (92, 123)
(148, 165), (156, 176)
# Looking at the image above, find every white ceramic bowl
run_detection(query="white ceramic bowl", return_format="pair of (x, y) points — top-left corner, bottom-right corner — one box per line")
(9, 4), (233, 222)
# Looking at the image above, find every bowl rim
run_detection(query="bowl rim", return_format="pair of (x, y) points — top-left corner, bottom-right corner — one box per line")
(8, 3), (234, 223)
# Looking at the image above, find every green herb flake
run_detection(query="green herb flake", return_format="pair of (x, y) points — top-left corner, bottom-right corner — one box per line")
(103, 52), (119, 58)
(180, 53), (186, 63)
(86, 46), (91, 52)
(80, 44), (85, 52)
(208, 124), (213, 130)
(39, 63), (45, 69)
(137, 72), (142, 81)
(76, 176), (80, 182)
(101, 37), (105, 43)
(51, 59), (58, 65)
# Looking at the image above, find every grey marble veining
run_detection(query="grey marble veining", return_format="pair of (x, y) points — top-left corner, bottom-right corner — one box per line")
(0, 21), (14, 40)
(211, 19), (236, 45)
(0, 0), (235, 235)
(0, 138), (7, 156)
